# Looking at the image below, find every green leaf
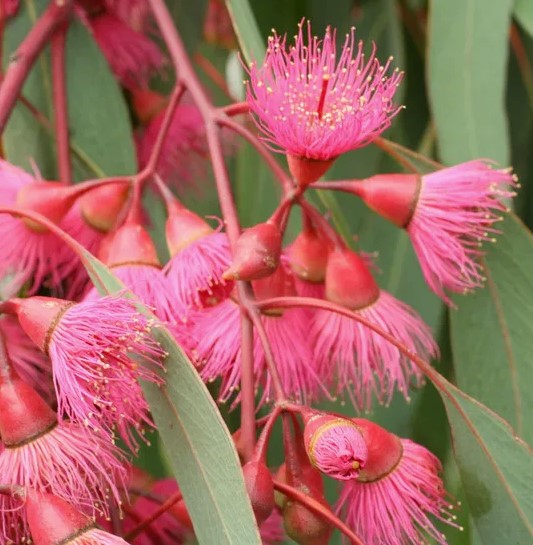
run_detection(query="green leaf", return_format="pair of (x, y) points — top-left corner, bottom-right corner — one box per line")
(428, 0), (513, 165)
(65, 20), (136, 179)
(224, 0), (265, 63)
(440, 380), (533, 544)
(450, 213), (533, 446)
(515, 0), (533, 38)
(77, 251), (262, 545)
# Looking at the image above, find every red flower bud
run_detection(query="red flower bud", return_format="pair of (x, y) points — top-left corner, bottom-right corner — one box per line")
(350, 174), (420, 228)
(223, 221), (281, 281)
(325, 247), (380, 309)
(16, 182), (77, 232)
(282, 495), (333, 545)
(242, 460), (275, 525)
(165, 203), (213, 256)
(25, 491), (95, 545)
(288, 228), (330, 283)
(287, 155), (334, 188)
(0, 369), (57, 447)
(303, 412), (367, 481)
(79, 182), (130, 232)
(131, 89), (168, 124)
(106, 221), (160, 267)
(169, 499), (194, 531)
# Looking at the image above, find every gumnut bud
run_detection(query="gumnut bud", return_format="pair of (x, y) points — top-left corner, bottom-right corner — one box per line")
(0, 368), (57, 446)
(288, 227), (331, 283)
(223, 221), (281, 281)
(25, 490), (97, 545)
(302, 412), (367, 480)
(348, 174), (420, 228)
(16, 182), (77, 232)
(242, 460), (275, 525)
(287, 155), (335, 188)
(282, 495), (333, 545)
(106, 220), (160, 268)
(131, 89), (168, 124)
(253, 263), (296, 316)
(79, 182), (130, 232)
(352, 418), (403, 482)
(325, 247), (380, 310)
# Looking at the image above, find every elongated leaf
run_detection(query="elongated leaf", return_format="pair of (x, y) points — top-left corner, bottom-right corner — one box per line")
(440, 380), (533, 544)
(77, 251), (262, 545)
(65, 21), (136, 179)
(450, 213), (533, 446)
(515, 0), (533, 38)
(224, 0), (265, 63)
(428, 0), (513, 165)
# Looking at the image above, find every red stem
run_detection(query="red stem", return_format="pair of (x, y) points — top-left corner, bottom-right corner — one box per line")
(239, 306), (256, 462)
(0, 0), (73, 134)
(253, 406), (281, 462)
(219, 101), (250, 117)
(51, 23), (71, 184)
(124, 491), (183, 541)
(273, 480), (366, 545)
(311, 180), (365, 192)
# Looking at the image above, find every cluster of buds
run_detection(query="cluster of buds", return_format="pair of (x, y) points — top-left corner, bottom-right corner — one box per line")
(0, 4), (517, 545)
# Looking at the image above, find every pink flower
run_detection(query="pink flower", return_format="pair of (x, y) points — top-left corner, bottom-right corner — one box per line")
(246, 21), (403, 162)
(312, 248), (437, 410)
(15, 295), (164, 452)
(104, 0), (152, 31)
(136, 100), (208, 192)
(0, 374), (127, 542)
(336, 419), (457, 545)
(87, 12), (164, 88)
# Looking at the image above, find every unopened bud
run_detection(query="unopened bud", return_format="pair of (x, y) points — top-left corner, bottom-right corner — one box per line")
(166, 205), (213, 256)
(351, 174), (420, 228)
(352, 418), (403, 482)
(242, 460), (275, 525)
(303, 412), (367, 480)
(325, 248), (379, 310)
(223, 221), (281, 281)
(283, 495), (333, 545)
(106, 221), (160, 267)
(131, 89), (168, 124)
(287, 155), (334, 188)
(253, 264), (296, 316)
(79, 182), (130, 232)
(288, 229), (330, 283)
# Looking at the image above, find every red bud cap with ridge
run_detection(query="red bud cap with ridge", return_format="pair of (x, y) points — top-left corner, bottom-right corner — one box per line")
(288, 229), (330, 283)
(79, 182), (130, 233)
(16, 296), (74, 353)
(16, 182), (76, 232)
(131, 89), (168, 124)
(325, 248), (380, 310)
(287, 155), (334, 188)
(353, 174), (420, 228)
(282, 496), (333, 545)
(0, 371), (57, 446)
(352, 418), (403, 482)
(223, 221), (281, 281)
(242, 460), (275, 525)
(303, 412), (367, 481)
(25, 491), (93, 545)
(166, 205), (213, 256)
(106, 221), (160, 268)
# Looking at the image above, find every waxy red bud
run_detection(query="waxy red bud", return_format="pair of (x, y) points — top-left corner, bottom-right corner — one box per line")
(242, 460), (275, 525)
(325, 248), (380, 310)
(166, 204), (213, 256)
(288, 228), (330, 283)
(287, 155), (334, 188)
(25, 491), (93, 545)
(169, 499), (194, 531)
(350, 174), (420, 228)
(131, 89), (168, 124)
(303, 412), (367, 481)
(106, 221), (160, 267)
(352, 418), (403, 482)
(79, 182), (130, 232)
(282, 495), (333, 545)
(0, 370), (57, 446)
(16, 182), (77, 232)
(223, 221), (281, 281)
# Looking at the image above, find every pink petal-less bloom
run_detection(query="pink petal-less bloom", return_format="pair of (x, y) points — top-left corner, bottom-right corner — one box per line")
(104, 0), (152, 31)
(88, 12), (164, 89)
(0, 160), (81, 295)
(406, 160), (517, 305)
(337, 434), (457, 545)
(165, 232), (233, 310)
(246, 20), (403, 161)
